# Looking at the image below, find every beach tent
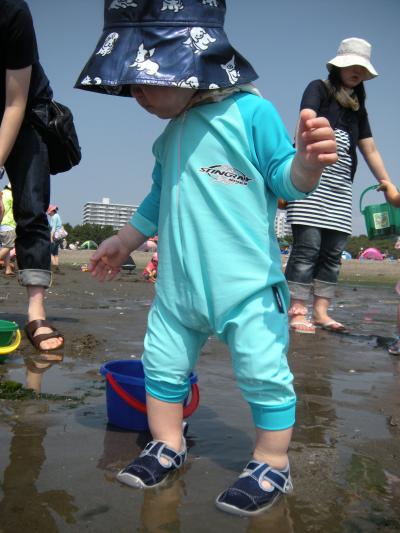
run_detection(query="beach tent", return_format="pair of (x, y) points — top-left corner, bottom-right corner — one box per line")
(79, 240), (98, 250)
(341, 251), (352, 260)
(360, 247), (384, 261)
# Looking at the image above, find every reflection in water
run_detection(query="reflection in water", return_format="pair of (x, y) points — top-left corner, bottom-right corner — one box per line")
(24, 352), (64, 393)
(246, 499), (295, 533)
(289, 336), (342, 530)
(288, 327), (400, 532)
(346, 454), (388, 496)
(341, 453), (400, 531)
(0, 417), (77, 532)
(1, 284), (399, 531)
(294, 370), (337, 447)
(97, 425), (150, 478)
(0, 352), (77, 531)
(97, 426), (188, 533)
(138, 478), (185, 533)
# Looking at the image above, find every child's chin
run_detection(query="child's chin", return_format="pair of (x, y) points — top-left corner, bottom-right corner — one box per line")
(155, 111), (175, 119)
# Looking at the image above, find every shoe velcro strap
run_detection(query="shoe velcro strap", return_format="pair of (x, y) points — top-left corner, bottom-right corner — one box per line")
(160, 445), (185, 467)
(142, 440), (163, 456)
(244, 461), (292, 493)
(141, 440), (185, 468)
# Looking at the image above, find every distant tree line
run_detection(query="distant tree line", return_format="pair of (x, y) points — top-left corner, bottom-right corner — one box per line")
(63, 223), (400, 258)
(280, 234), (400, 259)
(63, 223), (116, 246)
(345, 235), (400, 259)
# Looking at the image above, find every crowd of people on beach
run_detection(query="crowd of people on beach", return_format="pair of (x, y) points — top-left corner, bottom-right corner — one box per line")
(1, 0), (399, 519)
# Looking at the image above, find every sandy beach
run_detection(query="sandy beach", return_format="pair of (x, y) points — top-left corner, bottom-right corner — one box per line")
(0, 252), (399, 532)
(60, 249), (400, 283)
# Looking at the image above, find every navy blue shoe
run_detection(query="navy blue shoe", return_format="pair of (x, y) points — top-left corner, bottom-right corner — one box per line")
(117, 440), (187, 489)
(388, 337), (400, 355)
(215, 460), (293, 516)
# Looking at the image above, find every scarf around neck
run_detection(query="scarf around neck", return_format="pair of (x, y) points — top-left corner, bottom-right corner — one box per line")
(323, 79), (360, 111)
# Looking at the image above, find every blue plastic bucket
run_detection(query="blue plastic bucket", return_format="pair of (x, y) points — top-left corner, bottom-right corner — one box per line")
(99, 359), (199, 431)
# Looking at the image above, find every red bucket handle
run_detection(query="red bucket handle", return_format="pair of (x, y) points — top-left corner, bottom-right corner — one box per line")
(106, 372), (200, 418)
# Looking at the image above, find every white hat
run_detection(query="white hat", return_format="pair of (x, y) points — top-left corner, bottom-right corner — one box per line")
(327, 37), (378, 80)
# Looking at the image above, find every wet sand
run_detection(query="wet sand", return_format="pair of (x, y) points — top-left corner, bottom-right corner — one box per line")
(0, 252), (399, 532)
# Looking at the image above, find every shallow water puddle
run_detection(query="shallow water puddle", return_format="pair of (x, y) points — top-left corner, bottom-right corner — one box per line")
(1, 355), (102, 397)
(0, 282), (399, 531)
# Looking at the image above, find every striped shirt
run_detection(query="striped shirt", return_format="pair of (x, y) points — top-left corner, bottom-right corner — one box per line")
(286, 79), (373, 235)
(287, 128), (353, 233)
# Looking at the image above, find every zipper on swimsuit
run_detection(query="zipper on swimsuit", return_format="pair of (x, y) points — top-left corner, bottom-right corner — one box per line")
(176, 111), (188, 279)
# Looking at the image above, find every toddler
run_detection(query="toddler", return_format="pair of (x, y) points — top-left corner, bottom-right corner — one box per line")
(76, 0), (337, 516)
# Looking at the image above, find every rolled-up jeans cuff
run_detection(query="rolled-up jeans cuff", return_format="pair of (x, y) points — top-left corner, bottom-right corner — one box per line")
(314, 279), (336, 299)
(18, 269), (52, 288)
(287, 281), (312, 301)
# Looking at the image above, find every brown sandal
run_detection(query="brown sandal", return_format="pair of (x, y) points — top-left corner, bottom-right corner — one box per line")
(24, 319), (64, 352)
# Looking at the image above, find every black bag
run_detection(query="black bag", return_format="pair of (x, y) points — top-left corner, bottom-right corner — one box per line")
(31, 100), (82, 175)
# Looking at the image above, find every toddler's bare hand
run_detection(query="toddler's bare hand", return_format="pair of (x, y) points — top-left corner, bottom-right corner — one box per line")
(88, 235), (128, 282)
(296, 109), (338, 171)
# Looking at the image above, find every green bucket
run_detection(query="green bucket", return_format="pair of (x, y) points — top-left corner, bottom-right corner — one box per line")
(0, 320), (21, 359)
(0, 320), (18, 346)
(359, 185), (400, 240)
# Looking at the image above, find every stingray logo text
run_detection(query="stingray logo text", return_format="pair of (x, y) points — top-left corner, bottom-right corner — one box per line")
(200, 165), (253, 186)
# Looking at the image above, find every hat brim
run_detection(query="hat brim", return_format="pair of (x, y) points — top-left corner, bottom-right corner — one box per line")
(75, 26), (258, 95)
(327, 54), (378, 80)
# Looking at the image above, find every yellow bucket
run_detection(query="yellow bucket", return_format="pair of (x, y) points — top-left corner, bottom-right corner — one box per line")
(0, 320), (21, 358)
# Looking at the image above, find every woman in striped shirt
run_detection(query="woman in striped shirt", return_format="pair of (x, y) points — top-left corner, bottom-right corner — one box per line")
(286, 37), (393, 334)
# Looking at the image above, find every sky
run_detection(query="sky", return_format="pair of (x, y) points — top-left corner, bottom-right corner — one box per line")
(26, 0), (400, 235)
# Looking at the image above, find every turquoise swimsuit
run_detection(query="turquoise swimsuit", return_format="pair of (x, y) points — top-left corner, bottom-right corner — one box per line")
(131, 92), (310, 430)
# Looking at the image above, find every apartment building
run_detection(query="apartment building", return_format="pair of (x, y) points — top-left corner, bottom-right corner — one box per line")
(275, 209), (291, 238)
(82, 198), (138, 230)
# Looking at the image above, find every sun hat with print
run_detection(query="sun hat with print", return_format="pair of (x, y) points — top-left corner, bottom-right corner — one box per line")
(327, 37), (378, 80)
(74, 0), (258, 97)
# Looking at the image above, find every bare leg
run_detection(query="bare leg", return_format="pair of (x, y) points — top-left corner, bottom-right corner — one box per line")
(3, 250), (13, 275)
(51, 253), (59, 267)
(26, 367), (45, 393)
(288, 297), (315, 333)
(4, 252), (10, 274)
(146, 393), (184, 453)
(0, 246), (10, 266)
(27, 286), (63, 350)
(253, 427), (292, 489)
(312, 295), (331, 324)
(313, 295), (347, 331)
